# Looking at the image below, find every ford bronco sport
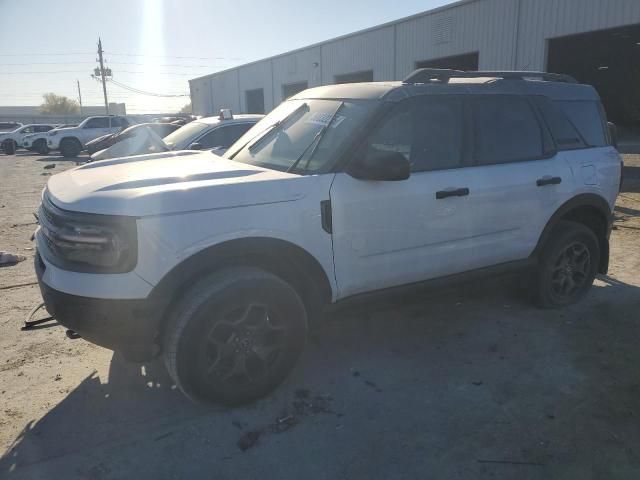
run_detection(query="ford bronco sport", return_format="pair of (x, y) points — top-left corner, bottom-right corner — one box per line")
(34, 70), (621, 405)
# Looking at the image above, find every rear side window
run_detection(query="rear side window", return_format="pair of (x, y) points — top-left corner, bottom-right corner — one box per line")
(471, 96), (544, 165)
(556, 101), (607, 147)
(85, 117), (110, 128)
(534, 97), (586, 150)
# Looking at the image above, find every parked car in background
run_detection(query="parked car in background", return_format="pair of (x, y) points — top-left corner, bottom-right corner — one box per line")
(0, 124), (57, 154)
(86, 122), (179, 155)
(165, 111), (261, 151)
(0, 122), (22, 133)
(91, 111), (262, 161)
(43, 115), (136, 157)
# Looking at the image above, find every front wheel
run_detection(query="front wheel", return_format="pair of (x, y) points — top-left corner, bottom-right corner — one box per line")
(34, 139), (50, 155)
(534, 221), (600, 308)
(60, 138), (81, 158)
(164, 268), (308, 405)
(2, 140), (16, 155)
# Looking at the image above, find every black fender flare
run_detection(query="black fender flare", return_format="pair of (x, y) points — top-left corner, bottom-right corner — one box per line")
(531, 193), (613, 273)
(147, 237), (334, 330)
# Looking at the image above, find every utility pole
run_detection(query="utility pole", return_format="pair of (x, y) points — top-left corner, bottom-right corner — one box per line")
(76, 79), (83, 116)
(97, 38), (109, 116)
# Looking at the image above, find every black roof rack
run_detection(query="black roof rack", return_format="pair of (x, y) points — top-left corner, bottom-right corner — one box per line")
(403, 69), (578, 85)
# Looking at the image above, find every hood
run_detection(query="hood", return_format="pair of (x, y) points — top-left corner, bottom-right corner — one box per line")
(90, 126), (168, 161)
(46, 150), (306, 217)
(86, 133), (114, 145)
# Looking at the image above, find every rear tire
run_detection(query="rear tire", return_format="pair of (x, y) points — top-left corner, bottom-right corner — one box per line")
(164, 267), (308, 406)
(34, 139), (50, 155)
(534, 220), (600, 308)
(2, 140), (16, 155)
(60, 138), (81, 158)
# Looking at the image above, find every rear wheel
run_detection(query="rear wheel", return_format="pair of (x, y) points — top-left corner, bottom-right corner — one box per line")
(534, 221), (600, 308)
(164, 268), (308, 405)
(34, 139), (50, 155)
(2, 140), (16, 155)
(60, 138), (81, 158)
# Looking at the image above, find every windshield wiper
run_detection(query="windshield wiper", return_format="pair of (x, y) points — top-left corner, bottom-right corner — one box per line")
(228, 103), (309, 159)
(286, 102), (344, 174)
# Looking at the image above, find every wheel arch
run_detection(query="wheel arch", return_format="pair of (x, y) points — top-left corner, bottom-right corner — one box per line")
(149, 236), (334, 335)
(60, 136), (83, 147)
(532, 194), (613, 274)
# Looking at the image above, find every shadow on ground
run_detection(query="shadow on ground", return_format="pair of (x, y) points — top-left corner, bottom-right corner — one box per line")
(2, 274), (640, 479)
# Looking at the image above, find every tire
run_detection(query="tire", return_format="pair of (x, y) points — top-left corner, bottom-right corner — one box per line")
(2, 140), (16, 155)
(534, 220), (600, 308)
(164, 267), (308, 406)
(34, 139), (50, 155)
(59, 138), (81, 158)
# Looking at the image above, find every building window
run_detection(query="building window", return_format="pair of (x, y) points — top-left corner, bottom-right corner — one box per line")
(245, 88), (265, 114)
(282, 81), (309, 100)
(416, 52), (479, 71)
(334, 70), (374, 84)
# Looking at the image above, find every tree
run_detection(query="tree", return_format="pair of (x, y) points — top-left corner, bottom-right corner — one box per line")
(179, 102), (192, 114)
(40, 93), (80, 115)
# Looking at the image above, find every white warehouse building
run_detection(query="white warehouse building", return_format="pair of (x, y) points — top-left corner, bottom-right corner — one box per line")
(189, 0), (640, 126)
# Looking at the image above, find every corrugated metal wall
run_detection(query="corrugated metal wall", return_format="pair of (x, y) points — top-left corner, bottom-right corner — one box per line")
(191, 0), (640, 116)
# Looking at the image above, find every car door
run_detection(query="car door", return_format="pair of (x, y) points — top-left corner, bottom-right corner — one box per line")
(82, 117), (111, 143)
(330, 96), (478, 298)
(462, 95), (574, 267)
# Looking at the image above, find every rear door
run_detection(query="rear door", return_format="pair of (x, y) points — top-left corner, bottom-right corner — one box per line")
(463, 95), (575, 267)
(330, 96), (478, 298)
(82, 117), (112, 142)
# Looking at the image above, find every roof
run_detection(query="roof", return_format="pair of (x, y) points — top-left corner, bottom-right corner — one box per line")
(196, 114), (265, 125)
(291, 76), (601, 103)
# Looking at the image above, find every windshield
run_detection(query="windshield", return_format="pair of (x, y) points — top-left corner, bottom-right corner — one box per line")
(162, 121), (210, 150)
(226, 99), (377, 174)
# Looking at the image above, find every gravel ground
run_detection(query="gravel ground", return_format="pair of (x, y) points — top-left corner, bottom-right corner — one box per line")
(0, 152), (639, 479)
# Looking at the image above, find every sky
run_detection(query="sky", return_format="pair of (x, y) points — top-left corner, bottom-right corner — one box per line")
(0, 0), (452, 114)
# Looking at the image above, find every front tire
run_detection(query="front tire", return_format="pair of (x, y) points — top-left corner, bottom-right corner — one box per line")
(60, 138), (81, 158)
(534, 221), (600, 308)
(2, 140), (16, 155)
(34, 139), (50, 155)
(164, 268), (308, 406)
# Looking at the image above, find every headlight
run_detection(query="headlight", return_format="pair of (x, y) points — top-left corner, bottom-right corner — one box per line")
(38, 195), (137, 273)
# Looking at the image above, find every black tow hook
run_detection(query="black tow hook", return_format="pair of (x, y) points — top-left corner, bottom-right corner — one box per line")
(66, 329), (81, 340)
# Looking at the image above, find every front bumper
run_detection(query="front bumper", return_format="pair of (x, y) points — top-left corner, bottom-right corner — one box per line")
(35, 252), (161, 361)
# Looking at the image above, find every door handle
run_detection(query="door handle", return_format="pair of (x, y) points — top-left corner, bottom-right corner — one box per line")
(536, 176), (562, 187)
(436, 188), (470, 199)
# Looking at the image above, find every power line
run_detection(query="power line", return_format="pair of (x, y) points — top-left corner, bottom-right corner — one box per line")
(0, 61), (226, 68)
(106, 51), (245, 61)
(108, 78), (189, 97)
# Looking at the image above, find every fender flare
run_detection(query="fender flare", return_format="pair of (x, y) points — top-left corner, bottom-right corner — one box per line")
(532, 193), (613, 272)
(147, 236), (334, 325)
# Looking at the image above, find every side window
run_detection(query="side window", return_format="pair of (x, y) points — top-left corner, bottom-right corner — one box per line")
(364, 97), (464, 172)
(556, 101), (607, 147)
(85, 118), (109, 128)
(198, 124), (254, 148)
(21, 127), (34, 134)
(112, 117), (130, 128)
(534, 97), (586, 150)
(36, 126), (52, 133)
(471, 96), (544, 165)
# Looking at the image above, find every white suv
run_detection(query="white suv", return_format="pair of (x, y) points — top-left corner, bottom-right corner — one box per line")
(0, 124), (57, 154)
(34, 70), (621, 405)
(43, 116), (134, 157)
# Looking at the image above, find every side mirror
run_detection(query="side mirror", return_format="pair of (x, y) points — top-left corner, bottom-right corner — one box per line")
(347, 150), (410, 181)
(608, 122), (618, 149)
(189, 142), (203, 150)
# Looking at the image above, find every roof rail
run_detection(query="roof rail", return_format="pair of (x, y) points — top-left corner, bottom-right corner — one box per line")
(403, 69), (578, 84)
